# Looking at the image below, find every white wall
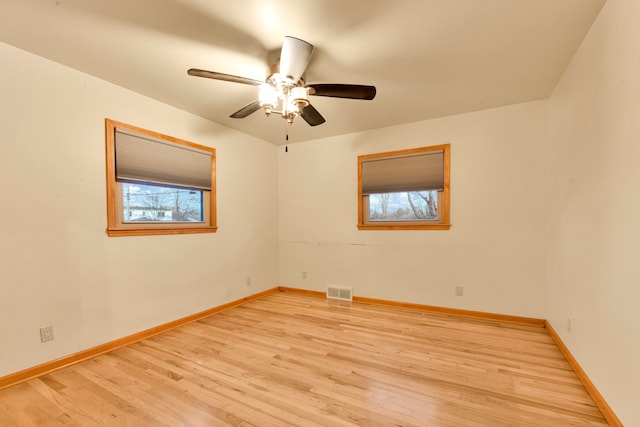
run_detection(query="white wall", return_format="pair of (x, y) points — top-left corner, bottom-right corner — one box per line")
(3, 2), (637, 421)
(279, 100), (548, 318)
(547, 0), (640, 424)
(0, 42), (279, 376)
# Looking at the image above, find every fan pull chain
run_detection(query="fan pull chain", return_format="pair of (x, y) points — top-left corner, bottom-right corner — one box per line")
(285, 127), (289, 152)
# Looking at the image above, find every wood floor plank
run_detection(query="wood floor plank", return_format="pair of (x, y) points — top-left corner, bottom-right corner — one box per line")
(0, 292), (609, 426)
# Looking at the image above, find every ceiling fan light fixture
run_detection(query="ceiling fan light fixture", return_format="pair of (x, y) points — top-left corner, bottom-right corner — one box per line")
(290, 86), (309, 113)
(259, 85), (278, 115)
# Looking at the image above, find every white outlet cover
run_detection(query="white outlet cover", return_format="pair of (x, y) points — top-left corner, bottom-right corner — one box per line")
(40, 326), (54, 342)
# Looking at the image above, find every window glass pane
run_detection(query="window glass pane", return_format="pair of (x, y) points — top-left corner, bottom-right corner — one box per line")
(122, 182), (204, 223)
(368, 191), (438, 222)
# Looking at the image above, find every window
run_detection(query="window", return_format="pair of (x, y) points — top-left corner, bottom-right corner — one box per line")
(358, 144), (450, 230)
(105, 119), (217, 236)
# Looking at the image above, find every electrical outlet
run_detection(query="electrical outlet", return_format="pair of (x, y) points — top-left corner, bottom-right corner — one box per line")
(567, 317), (574, 333)
(455, 286), (464, 296)
(246, 277), (251, 286)
(302, 271), (307, 279)
(40, 326), (54, 343)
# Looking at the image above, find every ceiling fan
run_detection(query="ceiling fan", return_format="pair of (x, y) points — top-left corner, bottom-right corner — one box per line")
(187, 36), (376, 127)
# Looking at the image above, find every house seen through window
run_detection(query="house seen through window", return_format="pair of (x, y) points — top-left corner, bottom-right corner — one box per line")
(122, 183), (202, 223)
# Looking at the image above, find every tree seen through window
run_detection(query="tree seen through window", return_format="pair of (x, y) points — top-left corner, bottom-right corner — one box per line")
(122, 182), (203, 223)
(368, 190), (438, 221)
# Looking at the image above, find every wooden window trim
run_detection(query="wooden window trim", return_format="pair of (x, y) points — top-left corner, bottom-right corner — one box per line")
(105, 119), (217, 237)
(357, 144), (450, 230)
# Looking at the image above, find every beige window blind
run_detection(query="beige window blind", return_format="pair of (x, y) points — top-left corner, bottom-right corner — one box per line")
(115, 128), (212, 190)
(361, 150), (444, 194)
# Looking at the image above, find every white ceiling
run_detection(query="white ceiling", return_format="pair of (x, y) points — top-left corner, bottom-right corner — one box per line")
(1, 0), (605, 144)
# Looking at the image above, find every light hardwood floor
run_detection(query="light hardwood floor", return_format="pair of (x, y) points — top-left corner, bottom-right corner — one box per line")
(0, 292), (608, 426)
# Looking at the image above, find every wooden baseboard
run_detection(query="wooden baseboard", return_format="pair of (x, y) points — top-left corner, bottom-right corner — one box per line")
(544, 321), (622, 427)
(278, 286), (325, 298)
(278, 286), (545, 327)
(0, 287), (280, 391)
(354, 295), (546, 327)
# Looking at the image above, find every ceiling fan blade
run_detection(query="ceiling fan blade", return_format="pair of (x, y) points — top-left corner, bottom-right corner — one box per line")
(188, 69), (264, 86)
(301, 104), (326, 126)
(230, 100), (262, 118)
(307, 84), (376, 100)
(279, 36), (313, 82)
